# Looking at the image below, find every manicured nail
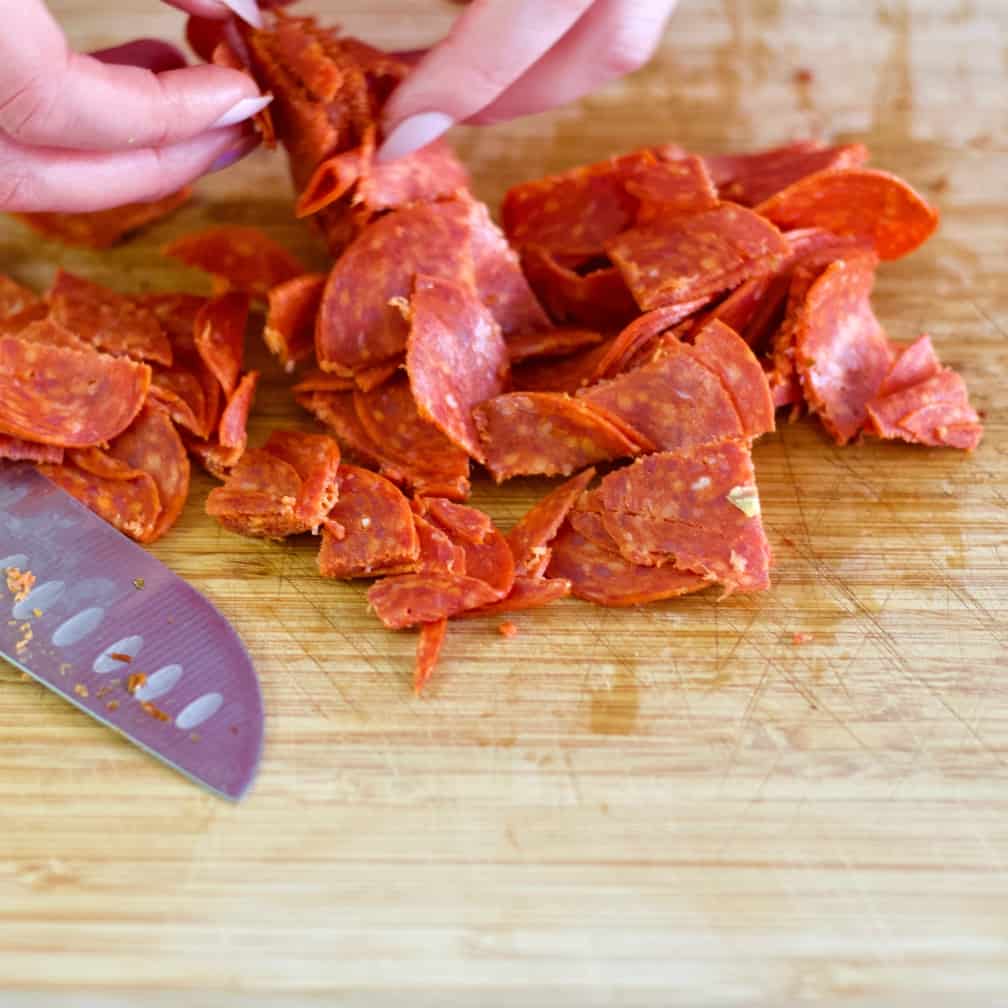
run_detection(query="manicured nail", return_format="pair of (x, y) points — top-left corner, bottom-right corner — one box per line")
(377, 112), (454, 163)
(209, 134), (260, 173)
(219, 0), (263, 29)
(212, 95), (273, 128)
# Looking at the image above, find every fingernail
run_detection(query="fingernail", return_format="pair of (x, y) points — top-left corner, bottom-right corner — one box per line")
(377, 112), (454, 163)
(209, 134), (260, 173)
(212, 95), (273, 128)
(219, 0), (263, 29)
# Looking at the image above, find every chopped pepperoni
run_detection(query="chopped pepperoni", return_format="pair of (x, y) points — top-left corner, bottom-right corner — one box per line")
(165, 226), (304, 299)
(367, 573), (504, 629)
(756, 168), (938, 260)
(626, 155), (719, 223)
(207, 450), (304, 539)
(48, 270), (172, 365)
(108, 403), (191, 542)
(414, 619), (448, 694)
(0, 434), (63, 464)
(150, 365), (211, 438)
(0, 337), (150, 447)
(41, 450), (161, 543)
(606, 203), (791, 311)
(419, 498), (492, 545)
(547, 523), (708, 607)
(406, 274), (509, 461)
(318, 464), (419, 578)
(705, 141), (869, 206)
(506, 468), (595, 576)
(264, 273), (327, 370)
(596, 443), (771, 594)
(194, 291), (249, 397)
(190, 371), (258, 477)
(794, 256), (893, 444)
(260, 429), (341, 530)
(474, 392), (643, 481)
(505, 327), (604, 365)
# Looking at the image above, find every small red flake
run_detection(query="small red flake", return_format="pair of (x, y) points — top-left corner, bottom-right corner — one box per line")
(792, 632), (813, 645)
(141, 701), (170, 722)
(106, 699), (120, 711)
(107, 652), (132, 663)
(793, 67), (814, 85)
(73, 683), (89, 698)
(126, 672), (148, 694)
(498, 621), (518, 638)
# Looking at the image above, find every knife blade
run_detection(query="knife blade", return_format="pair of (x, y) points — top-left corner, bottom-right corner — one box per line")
(0, 464), (264, 800)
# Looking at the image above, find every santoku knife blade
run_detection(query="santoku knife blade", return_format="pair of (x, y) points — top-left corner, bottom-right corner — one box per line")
(0, 464), (264, 800)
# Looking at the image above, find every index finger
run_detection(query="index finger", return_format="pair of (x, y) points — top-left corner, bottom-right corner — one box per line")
(0, 0), (266, 152)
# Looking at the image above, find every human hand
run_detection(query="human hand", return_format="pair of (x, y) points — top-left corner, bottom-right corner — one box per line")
(0, 0), (271, 213)
(377, 0), (679, 161)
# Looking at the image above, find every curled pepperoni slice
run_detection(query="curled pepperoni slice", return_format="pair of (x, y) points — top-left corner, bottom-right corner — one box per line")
(194, 291), (249, 397)
(414, 619), (448, 694)
(190, 371), (258, 477)
(474, 392), (643, 481)
(207, 450), (304, 539)
(756, 168), (938, 261)
(0, 337), (150, 447)
(606, 203), (791, 311)
(597, 443), (772, 594)
(406, 274), (509, 461)
(42, 449), (161, 543)
(264, 274), (327, 371)
(108, 403), (190, 542)
(506, 468), (595, 576)
(165, 226), (304, 300)
(48, 270), (171, 365)
(793, 256), (893, 444)
(318, 464), (420, 578)
(367, 573), (503, 629)
(546, 523), (708, 607)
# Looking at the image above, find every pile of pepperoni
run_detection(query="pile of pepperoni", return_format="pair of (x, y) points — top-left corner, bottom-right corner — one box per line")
(0, 12), (983, 692)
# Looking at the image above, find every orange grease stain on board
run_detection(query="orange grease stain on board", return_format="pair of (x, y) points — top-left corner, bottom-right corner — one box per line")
(589, 668), (640, 735)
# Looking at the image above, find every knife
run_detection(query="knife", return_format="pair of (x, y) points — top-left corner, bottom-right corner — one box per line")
(0, 464), (264, 800)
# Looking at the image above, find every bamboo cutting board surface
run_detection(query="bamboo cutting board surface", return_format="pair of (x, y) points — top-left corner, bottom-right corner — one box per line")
(1, 1), (1006, 1004)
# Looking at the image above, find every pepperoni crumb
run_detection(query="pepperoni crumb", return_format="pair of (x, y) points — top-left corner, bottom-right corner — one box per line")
(792, 632), (813, 645)
(74, 683), (89, 698)
(141, 701), (170, 722)
(4, 567), (36, 603)
(126, 672), (148, 694)
(793, 67), (814, 85)
(106, 700), (120, 712)
(498, 621), (518, 638)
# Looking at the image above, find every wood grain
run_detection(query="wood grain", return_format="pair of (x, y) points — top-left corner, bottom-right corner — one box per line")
(1, 1), (1006, 1003)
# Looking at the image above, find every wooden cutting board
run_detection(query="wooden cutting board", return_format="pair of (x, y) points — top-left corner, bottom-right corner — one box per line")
(1, 1), (1005, 1003)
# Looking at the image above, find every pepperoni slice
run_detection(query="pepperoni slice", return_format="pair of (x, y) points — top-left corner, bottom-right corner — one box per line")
(465, 199), (551, 339)
(419, 498), (492, 545)
(150, 365), (210, 438)
(48, 270), (171, 365)
(501, 150), (654, 259)
(138, 292), (206, 352)
(0, 337), (150, 447)
(794, 256), (893, 444)
(17, 190), (191, 249)
(194, 291), (249, 397)
(206, 449), (304, 539)
(606, 203), (791, 311)
(318, 464), (420, 578)
(626, 155), (719, 223)
(108, 402), (191, 542)
(506, 468), (595, 576)
(688, 320), (775, 439)
(578, 340), (743, 452)
(295, 388), (384, 468)
(756, 168), (938, 261)
(41, 449), (161, 543)
(505, 327), (603, 365)
(592, 299), (709, 382)
(406, 274), (509, 461)
(353, 378), (471, 498)
(474, 392), (643, 481)
(0, 434), (63, 464)
(316, 199), (474, 372)
(292, 370), (356, 395)
(867, 362), (982, 451)
(190, 371), (258, 477)
(705, 141), (869, 207)
(520, 246), (638, 329)
(165, 226), (304, 299)
(511, 339), (617, 396)
(414, 619), (448, 694)
(413, 515), (464, 574)
(597, 444), (772, 594)
(464, 576), (572, 616)
(264, 273), (326, 370)
(367, 573), (504, 629)
(546, 523), (708, 607)
(260, 429), (341, 531)
(874, 334), (941, 398)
